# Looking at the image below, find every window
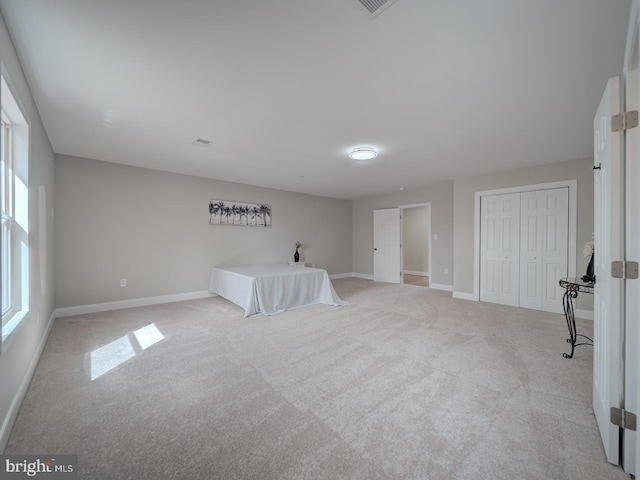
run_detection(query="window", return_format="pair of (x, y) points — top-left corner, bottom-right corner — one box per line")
(1, 73), (29, 353)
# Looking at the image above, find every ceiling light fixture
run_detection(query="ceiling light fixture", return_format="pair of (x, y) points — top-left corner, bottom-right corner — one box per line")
(349, 147), (378, 160)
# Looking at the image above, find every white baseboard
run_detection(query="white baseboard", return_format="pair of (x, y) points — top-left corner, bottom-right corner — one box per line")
(575, 309), (594, 321)
(430, 283), (453, 292)
(346, 273), (449, 289)
(453, 291), (477, 301)
(0, 310), (56, 452)
(350, 272), (374, 281)
(55, 291), (214, 318)
(448, 293), (593, 319)
(403, 270), (429, 277)
(329, 273), (353, 280)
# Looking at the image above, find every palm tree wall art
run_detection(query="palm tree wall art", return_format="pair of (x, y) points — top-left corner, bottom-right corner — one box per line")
(208, 200), (271, 227)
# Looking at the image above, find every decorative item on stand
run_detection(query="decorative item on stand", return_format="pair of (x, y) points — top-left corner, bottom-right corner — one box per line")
(294, 241), (302, 263)
(581, 233), (595, 283)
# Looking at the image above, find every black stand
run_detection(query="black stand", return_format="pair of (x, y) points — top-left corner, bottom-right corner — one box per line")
(559, 278), (594, 359)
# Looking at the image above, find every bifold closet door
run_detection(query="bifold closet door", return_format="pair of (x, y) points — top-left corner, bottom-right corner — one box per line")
(479, 193), (520, 307)
(519, 188), (569, 314)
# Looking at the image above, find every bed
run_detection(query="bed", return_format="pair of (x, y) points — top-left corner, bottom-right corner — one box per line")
(208, 263), (349, 317)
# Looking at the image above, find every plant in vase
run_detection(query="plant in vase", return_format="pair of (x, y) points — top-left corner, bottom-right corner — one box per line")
(294, 241), (302, 263)
(581, 233), (595, 283)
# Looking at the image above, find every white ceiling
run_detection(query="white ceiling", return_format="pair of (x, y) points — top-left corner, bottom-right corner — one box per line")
(0, 0), (631, 200)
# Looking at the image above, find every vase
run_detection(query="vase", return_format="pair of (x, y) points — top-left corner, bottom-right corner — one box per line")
(294, 249), (300, 263)
(581, 253), (595, 283)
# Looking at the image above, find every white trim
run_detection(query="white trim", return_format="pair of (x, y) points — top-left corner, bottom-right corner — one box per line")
(403, 270), (428, 276)
(623, 3), (640, 475)
(399, 203), (432, 291)
(473, 179), (578, 303)
(1, 309), (29, 353)
(624, 0), (640, 75)
(0, 310), (55, 451)
(329, 273), (352, 280)
(453, 291), (477, 301)
(430, 283), (453, 292)
(351, 272), (374, 280)
(575, 309), (594, 321)
(399, 202), (431, 208)
(55, 291), (214, 318)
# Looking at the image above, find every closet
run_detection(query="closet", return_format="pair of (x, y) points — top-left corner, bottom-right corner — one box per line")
(479, 187), (569, 313)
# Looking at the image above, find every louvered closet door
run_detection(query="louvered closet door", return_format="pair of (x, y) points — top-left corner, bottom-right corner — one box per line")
(519, 188), (569, 314)
(479, 193), (520, 307)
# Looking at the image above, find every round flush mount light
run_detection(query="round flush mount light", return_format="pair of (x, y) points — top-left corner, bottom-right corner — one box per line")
(349, 147), (378, 160)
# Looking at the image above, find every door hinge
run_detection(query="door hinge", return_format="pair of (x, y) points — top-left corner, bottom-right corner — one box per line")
(611, 261), (639, 279)
(612, 110), (639, 132)
(611, 407), (637, 431)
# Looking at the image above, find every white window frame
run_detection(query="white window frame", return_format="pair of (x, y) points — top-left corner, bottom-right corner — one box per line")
(1, 112), (12, 319)
(1, 72), (30, 354)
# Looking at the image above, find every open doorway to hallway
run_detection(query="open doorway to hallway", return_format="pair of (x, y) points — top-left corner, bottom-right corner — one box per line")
(401, 204), (431, 288)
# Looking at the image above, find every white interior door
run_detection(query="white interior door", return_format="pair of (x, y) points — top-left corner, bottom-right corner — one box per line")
(593, 76), (624, 466)
(479, 193), (520, 307)
(519, 188), (568, 314)
(373, 208), (401, 283)
(624, 13), (640, 474)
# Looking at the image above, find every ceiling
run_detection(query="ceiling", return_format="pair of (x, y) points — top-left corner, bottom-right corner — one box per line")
(0, 0), (631, 200)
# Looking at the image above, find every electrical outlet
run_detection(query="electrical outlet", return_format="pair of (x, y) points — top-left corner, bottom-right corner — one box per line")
(120, 278), (127, 287)
(444, 268), (449, 275)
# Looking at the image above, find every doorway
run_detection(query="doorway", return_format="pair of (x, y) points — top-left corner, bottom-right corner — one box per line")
(401, 204), (431, 288)
(373, 203), (432, 285)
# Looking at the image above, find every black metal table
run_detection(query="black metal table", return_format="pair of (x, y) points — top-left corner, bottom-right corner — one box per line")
(559, 277), (594, 358)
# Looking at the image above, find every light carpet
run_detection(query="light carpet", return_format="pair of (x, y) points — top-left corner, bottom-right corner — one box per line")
(4, 278), (628, 479)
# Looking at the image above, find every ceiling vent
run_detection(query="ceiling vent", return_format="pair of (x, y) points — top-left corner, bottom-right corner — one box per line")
(192, 138), (212, 147)
(351, 0), (401, 19)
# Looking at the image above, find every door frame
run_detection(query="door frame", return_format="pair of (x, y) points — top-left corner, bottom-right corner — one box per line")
(472, 180), (578, 303)
(622, 0), (640, 473)
(400, 203), (432, 286)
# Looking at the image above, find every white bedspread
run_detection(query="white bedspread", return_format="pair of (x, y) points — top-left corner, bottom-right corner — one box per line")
(209, 263), (349, 317)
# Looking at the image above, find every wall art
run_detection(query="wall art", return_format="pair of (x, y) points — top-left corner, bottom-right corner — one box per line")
(208, 200), (272, 227)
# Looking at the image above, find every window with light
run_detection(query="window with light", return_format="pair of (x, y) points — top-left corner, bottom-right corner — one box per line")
(1, 73), (30, 353)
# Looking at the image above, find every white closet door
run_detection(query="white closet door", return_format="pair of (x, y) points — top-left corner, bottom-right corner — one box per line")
(480, 193), (520, 307)
(519, 191), (544, 310)
(519, 188), (569, 313)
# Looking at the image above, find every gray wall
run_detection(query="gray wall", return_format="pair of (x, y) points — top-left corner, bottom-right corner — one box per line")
(402, 206), (430, 274)
(0, 12), (56, 451)
(55, 155), (352, 308)
(352, 181), (454, 288)
(453, 157), (594, 309)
